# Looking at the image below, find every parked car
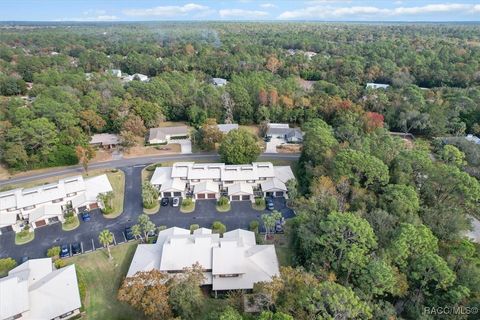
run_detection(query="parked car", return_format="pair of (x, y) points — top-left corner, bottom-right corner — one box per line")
(172, 197), (180, 207)
(124, 226), (135, 241)
(266, 198), (275, 210)
(20, 256), (29, 263)
(71, 242), (81, 255)
(60, 244), (70, 258)
(81, 211), (91, 222)
(275, 221), (284, 233)
(264, 136), (272, 142)
(161, 198), (169, 206)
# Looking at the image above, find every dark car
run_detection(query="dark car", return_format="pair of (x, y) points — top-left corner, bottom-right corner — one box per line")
(20, 256), (29, 263)
(264, 136), (272, 142)
(266, 198), (275, 210)
(161, 198), (169, 207)
(124, 226), (135, 241)
(60, 244), (70, 258)
(71, 242), (81, 255)
(81, 211), (91, 222)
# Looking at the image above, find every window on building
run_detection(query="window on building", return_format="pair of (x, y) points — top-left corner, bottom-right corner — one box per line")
(52, 198), (63, 203)
(23, 205), (35, 210)
(247, 180), (255, 183)
(219, 274), (240, 278)
(67, 192), (77, 197)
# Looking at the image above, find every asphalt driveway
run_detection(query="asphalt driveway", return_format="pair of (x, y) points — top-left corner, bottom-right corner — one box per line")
(0, 162), (295, 262)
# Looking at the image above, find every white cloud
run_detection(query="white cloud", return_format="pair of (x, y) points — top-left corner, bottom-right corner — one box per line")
(260, 3), (277, 8)
(123, 3), (209, 17)
(56, 15), (118, 22)
(219, 9), (269, 18)
(278, 3), (476, 19)
(474, 4), (480, 12)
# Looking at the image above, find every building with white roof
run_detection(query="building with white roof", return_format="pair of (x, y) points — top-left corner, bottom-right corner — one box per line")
(217, 123), (239, 134)
(127, 227), (279, 292)
(0, 175), (113, 233)
(366, 83), (390, 89)
(148, 126), (190, 144)
(150, 162), (295, 202)
(211, 78), (227, 86)
(122, 73), (149, 83)
(0, 258), (81, 320)
(266, 123), (304, 143)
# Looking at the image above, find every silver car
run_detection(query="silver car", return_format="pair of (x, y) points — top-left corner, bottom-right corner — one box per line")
(172, 197), (180, 207)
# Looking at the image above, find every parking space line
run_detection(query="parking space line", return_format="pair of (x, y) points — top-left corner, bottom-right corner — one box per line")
(122, 232), (127, 242)
(91, 239), (95, 251)
(80, 242), (84, 254)
(113, 233), (117, 245)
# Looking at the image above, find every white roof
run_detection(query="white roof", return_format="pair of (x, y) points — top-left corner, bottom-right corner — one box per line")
(90, 133), (120, 145)
(0, 190), (17, 211)
(217, 124), (238, 133)
(228, 183), (253, 196)
(71, 193), (88, 209)
(366, 83), (390, 89)
(149, 126), (189, 141)
(261, 178), (287, 192)
(194, 181), (219, 194)
(273, 166), (295, 183)
(268, 123), (290, 129)
(127, 227), (279, 290)
(1, 258), (81, 320)
(84, 174), (113, 202)
(0, 210), (17, 227)
(212, 78), (227, 86)
(159, 179), (186, 192)
(151, 167), (173, 185)
(466, 134), (480, 144)
(28, 204), (63, 223)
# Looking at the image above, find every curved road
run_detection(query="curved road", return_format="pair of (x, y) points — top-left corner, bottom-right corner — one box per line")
(0, 152), (300, 261)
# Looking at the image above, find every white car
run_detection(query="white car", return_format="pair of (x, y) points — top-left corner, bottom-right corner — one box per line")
(172, 197), (180, 207)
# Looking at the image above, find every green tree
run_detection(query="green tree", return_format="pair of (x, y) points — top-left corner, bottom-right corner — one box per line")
(212, 221), (226, 235)
(438, 144), (465, 167)
(132, 224), (142, 241)
(302, 119), (338, 166)
(98, 229), (114, 259)
(97, 191), (114, 214)
(379, 184), (420, 223)
(137, 214), (156, 241)
(219, 129), (261, 164)
(333, 149), (389, 189)
(47, 246), (61, 260)
(168, 263), (205, 320)
(142, 182), (159, 209)
(219, 307), (243, 320)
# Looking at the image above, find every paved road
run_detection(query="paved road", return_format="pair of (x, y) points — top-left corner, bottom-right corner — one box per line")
(0, 152), (299, 187)
(0, 153), (299, 261)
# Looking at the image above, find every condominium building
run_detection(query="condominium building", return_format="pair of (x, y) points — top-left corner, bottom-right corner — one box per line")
(150, 162), (295, 202)
(0, 174), (113, 233)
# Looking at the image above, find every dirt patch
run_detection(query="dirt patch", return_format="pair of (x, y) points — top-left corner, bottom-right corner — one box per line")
(240, 125), (261, 137)
(277, 144), (302, 153)
(158, 121), (189, 127)
(91, 149), (113, 162)
(0, 165), (10, 180)
(123, 144), (181, 158)
(296, 77), (316, 91)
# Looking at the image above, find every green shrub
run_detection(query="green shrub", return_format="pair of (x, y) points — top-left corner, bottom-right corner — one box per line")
(249, 220), (260, 233)
(47, 246), (61, 259)
(65, 216), (76, 224)
(0, 257), (17, 277)
(54, 259), (66, 269)
(190, 224), (200, 233)
(255, 197), (265, 206)
(212, 221), (226, 235)
(64, 211), (74, 218)
(182, 197), (193, 208)
(218, 196), (229, 206)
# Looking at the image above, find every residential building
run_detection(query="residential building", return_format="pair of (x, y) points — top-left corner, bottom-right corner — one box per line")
(466, 134), (480, 145)
(266, 123), (304, 143)
(90, 133), (120, 149)
(0, 258), (81, 320)
(122, 73), (149, 82)
(304, 51), (317, 59)
(217, 123), (239, 134)
(0, 175), (113, 233)
(108, 69), (122, 78)
(211, 77), (227, 86)
(150, 162), (295, 202)
(127, 227), (279, 292)
(366, 83), (390, 89)
(148, 126), (189, 144)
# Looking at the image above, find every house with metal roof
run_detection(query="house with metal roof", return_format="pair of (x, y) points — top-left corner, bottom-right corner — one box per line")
(217, 123), (239, 134)
(211, 78), (227, 86)
(150, 162), (295, 202)
(126, 227), (279, 293)
(266, 123), (304, 144)
(366, 83), (390, 89)
(90, 133), (120, 149)
(0, 258), (81, 320)
(148, 126), (190, 144)
(0, 175), (112, 233)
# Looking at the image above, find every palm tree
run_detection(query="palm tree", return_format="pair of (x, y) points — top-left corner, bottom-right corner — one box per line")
(132, 224), (142, 242)
(98, 229), (114, 259)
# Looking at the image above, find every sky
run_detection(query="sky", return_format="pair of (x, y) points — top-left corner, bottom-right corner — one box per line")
(1, 0), (480, 22)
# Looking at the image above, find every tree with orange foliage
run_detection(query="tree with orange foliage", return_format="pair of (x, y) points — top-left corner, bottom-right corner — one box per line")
(265, 55), (280, 73)
(75, 145), (95, 173)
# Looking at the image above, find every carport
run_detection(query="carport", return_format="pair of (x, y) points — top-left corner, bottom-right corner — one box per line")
(261, 178), (288, 199)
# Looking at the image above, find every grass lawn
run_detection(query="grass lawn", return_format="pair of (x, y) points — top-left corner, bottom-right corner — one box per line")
(264, 227), (294, 267)
(62, 216), (80, 231)
(103, 170), (125, 219)
(180, 201), (195, 213)
(15, 230), (35, 245)
(65, 242), (144, 320)
(216, 203), (231, 212)
(143, 202), (159, 215)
